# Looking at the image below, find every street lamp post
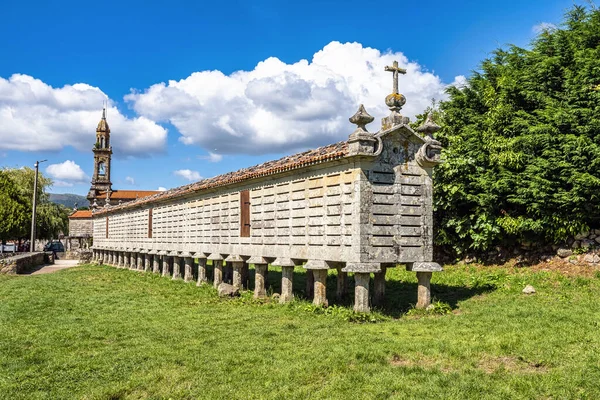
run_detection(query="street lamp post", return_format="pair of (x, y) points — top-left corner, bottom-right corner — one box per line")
(30, 160), (47, 252)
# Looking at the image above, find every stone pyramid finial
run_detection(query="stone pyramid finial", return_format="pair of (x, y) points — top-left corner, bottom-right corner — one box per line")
(349, 104), (374, 132)
(348, 105), (377, 156)
(416, 112), (441, 136)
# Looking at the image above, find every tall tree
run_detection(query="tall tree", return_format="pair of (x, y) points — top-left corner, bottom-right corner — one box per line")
(0, 167), (69, 244)
(432, 5), (600, 256)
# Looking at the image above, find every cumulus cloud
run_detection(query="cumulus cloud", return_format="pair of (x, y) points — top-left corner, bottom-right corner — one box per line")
(125, 176), (135, 185)
(46, 160), (88, 182)
(533, 22), (557, 34)
(0, 74), (168, 156)
(198, 152), (223, 162)
(126, 41), (461, 155)
(157, 186), (167, 191)
(174, 169), (202, 181)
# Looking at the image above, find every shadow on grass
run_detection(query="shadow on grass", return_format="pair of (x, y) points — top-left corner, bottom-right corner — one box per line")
(203, 262), (497, 318)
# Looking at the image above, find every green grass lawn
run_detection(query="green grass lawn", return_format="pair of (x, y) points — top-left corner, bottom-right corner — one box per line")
(1, 264), (599, 399)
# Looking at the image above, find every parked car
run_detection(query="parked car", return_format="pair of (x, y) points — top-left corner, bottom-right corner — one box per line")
(1, 243), (16, 252)
(43, 241), (65, 252)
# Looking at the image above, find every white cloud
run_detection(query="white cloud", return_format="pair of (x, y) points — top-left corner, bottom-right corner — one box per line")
(0, 74), (168, 156)
(157, 186), (167, 191)
(125, 176), (135, 185)
(198, 151), (223, 162)
(174, 169), (202, 181)
(532, 22), (557, 34)
(126, 41), (461, 155)
(46, 160), (88, 182)
(52, 180), (74, 188)
(449, 75), (469, 89)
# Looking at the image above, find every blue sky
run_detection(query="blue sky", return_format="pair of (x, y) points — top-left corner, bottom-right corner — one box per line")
(0, 0), (577, 197)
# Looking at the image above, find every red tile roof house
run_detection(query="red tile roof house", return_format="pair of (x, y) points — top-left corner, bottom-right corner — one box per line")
(91, 65), (443, 313)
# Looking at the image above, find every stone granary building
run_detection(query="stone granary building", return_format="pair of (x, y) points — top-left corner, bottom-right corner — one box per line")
(66, 210), (93, 250)
(91, 62), (444, 312)
(87, 107), (160, 208)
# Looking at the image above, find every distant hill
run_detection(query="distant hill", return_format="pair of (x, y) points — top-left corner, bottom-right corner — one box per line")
(49, 193), (88, 209)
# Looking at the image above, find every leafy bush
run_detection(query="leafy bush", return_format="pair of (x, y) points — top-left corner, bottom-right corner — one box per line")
(428, 6), (600, 256)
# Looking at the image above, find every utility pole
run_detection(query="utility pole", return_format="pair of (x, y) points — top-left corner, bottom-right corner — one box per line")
(30, 160), (47, 252)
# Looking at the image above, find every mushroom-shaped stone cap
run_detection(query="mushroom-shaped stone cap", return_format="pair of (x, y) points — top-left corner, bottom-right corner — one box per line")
(225, 254), (245, 263)
(271, 257), (295, 267)
(416, 112), (441, 135)
(207, 253), (225, 261)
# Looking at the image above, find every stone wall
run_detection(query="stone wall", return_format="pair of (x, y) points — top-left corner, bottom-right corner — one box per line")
(0, 252), (49, 274)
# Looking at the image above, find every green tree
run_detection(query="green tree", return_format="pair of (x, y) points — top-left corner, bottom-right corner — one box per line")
(432, 5), (600, 256)
(0, 170), (30, 243)
(0, 167), (69, 244)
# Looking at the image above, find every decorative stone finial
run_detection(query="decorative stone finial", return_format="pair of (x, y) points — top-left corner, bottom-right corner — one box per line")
(416, 112), (441, 136)
(348, 105), (377, 156)
(384, 61), (407, 111)
(382, 61), (410, 130)
(349, 104), (374, 132)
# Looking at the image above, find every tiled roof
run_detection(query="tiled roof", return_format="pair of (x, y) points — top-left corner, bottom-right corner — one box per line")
(69, 210), (93, 219)
(95, 141), (348, 215)
(98, 190), (161, 200)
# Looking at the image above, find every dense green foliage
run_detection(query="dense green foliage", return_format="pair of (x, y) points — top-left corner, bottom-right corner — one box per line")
(0, 168), (70, 243)
(431, 6), (600, 255)
(0, 265), (599, 398)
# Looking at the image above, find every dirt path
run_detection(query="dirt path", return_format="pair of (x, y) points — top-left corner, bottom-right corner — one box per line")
(24, 259), (80, 275)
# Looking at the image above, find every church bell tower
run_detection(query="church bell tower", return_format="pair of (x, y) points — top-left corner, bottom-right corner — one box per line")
(87, 107), (113, 205)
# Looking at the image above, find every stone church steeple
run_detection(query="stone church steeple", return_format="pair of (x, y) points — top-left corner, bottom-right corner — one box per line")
(87, 107), (113, 205)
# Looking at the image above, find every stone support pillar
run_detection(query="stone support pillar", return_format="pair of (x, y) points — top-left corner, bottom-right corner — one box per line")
(273, 257), (296, 304)
(336, 266), (347, 302)
(118, 251), (124, 268)
(407, 262), (442, 309)
(123, 251), (130, 269)
(208, 254), (225, 288)
(254, 264), (267, 298)
(196, 254), (208, 286)
(343, 262), (381, 313)
(248, 256), (270, 299)
(130, 250), (138, 270)
(373, 265), (387, 307)
(172, 255), (182, 280)
(416, 272), (432, 309)
(305, 260), (330, 307)
(159, 251), (170, 277)
(137, 252), (144, 271)
(151, 251), (160, 274)
(225, 255), (245, 289)
(144, 253), (152, 273)
(353, 273), (370, 313)
(313, 269), (328, 307)
(280, 266), (294, 304)
(181, 252), (193, 282)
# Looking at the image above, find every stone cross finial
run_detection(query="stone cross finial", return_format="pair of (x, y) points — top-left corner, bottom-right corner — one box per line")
(384, 61), (406, 95)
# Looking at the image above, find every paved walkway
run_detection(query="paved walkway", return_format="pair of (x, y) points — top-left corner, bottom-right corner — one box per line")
(25, 259), (79, 275)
